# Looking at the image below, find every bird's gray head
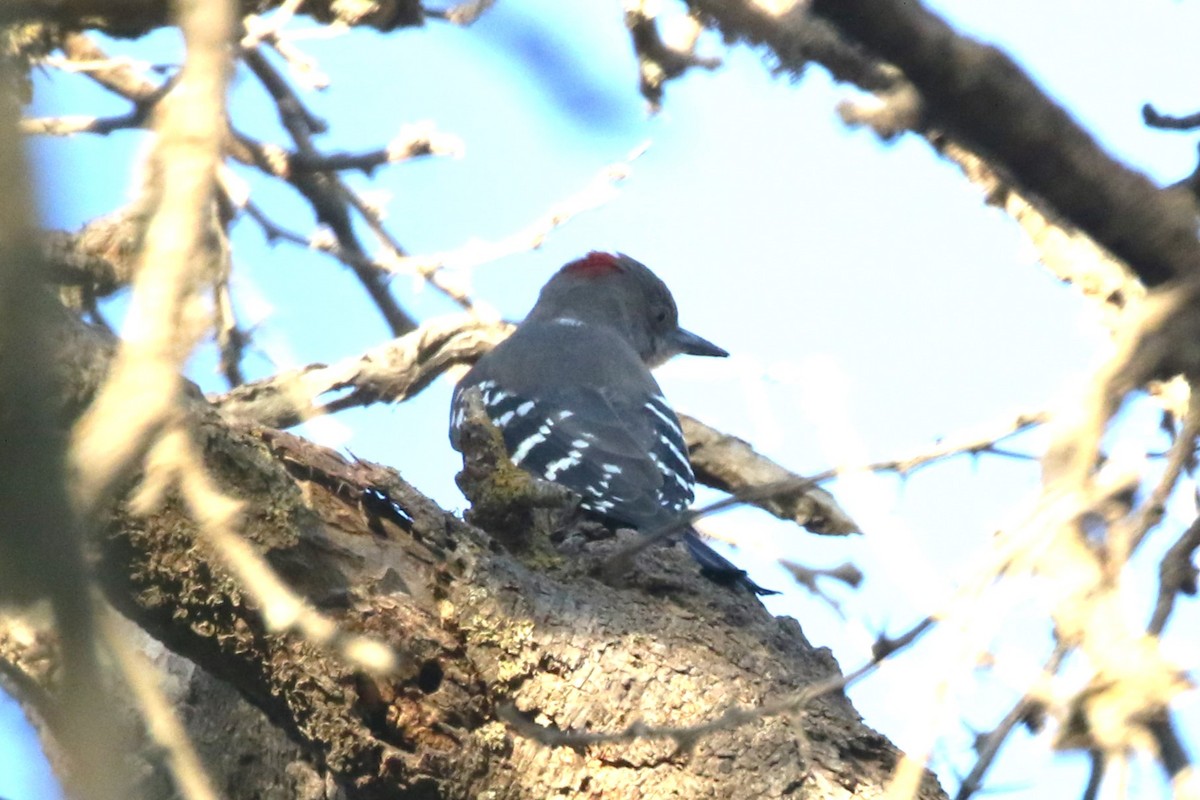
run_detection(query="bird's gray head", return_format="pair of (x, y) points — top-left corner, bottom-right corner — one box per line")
(527, 251), (727, 367)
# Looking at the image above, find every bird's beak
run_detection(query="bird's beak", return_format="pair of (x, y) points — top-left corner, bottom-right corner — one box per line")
(672, 327), (729, 358)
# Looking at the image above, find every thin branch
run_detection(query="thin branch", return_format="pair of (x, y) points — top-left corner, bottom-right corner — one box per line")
(384, 143), (647, 282)
(810, 410), (1048, 482)
(780, 560), (862, 614)
(19, 110), (146, 136)
(59, 31), (164, 103)
(425, 0), (496, 25)
(955, 645), (1068, 800)
(1081, 751), (1105, 800)
(681, 414), (858, 535)
(234, 118), (634, 318)
(288, 123), (463, 173)
(234, 193), (451, 308)
(233, 121), (461, 176)
(213, 278), (248, 387)
(1116, 388), (1200, 557)
(239, 47), (419, 335)
(1142, 104), (1200, 132)
(1144, 711), (1191, 780)
(604, 477), (822, 573)
(612, 419), (1057, 577)
(240, 0), (308, 49)
(21, 33), (181, 139)
(638, 408), (1048, 563)
(333, 169), (483, 314)
(1148, 516), (1200, 636)
(625, 3), (721, 109)
(242, 1), (328, 90)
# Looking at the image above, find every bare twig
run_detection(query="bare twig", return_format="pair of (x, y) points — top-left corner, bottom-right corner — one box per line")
(239, 47), (419, 335)
(59, 31), (164, 102)
(809, 409), (1048, 482)
(242, 1), (329, 89)
(1148, 516), (1200, 636)
(780, 560), (862, 613)
(955, 645), (1068, 800)
(1081, 751), (1105, 800)
(20, 110), (146, 136)
(1114, 388), (1200, 558)
(604, 477), (822, 573)
(288, 122), (463, 173)
(385, 143), (648, 281)
(426, 0), (496, 25)
(235, 122), (635, 318)
(240, 0), (308, 49)
(632, 408), (1048, 563)
(1144, 711), (1191, 780)
(213, 278), (248, 387)
(625, 3), (721, 109)
(233, 121), (461, 177)
(22, 33), (181, 138)
(1143, 104), (1200, 132)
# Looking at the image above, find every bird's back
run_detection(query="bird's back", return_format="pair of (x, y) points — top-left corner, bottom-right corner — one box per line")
(451, 318), (694, 530)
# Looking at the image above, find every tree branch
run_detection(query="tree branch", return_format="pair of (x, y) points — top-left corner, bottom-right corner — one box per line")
(239, 46), (419, 336)
(808, 0), (1200, 287)
(212, 315), (513, 426)
(681, 415), (858, 535)
(0, 0), (427, 36)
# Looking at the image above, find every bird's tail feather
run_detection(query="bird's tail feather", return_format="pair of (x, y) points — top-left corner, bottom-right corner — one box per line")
(682, 529), (779, 596)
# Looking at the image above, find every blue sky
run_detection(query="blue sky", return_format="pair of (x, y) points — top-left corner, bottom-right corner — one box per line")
(7, 1), (1200, 797)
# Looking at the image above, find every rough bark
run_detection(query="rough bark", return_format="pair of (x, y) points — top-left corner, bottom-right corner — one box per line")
(82, 403), (946, 799)
(10, 241), (934, 800)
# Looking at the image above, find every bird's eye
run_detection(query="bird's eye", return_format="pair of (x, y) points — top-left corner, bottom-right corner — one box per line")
(654, 309), (669, 324)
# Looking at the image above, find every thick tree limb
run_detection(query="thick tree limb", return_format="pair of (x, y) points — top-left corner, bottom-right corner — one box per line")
(808, 0), (1200, 288)
(90, 398), (947, 798)
(685, 1), (1154, 325)
(7, 298), (940, 797)
(685, 1), (898, 93)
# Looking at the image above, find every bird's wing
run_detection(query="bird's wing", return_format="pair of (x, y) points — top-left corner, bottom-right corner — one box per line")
(453, 378), (694, 528)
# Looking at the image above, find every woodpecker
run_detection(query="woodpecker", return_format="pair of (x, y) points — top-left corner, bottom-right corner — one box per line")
(450, 251), (773, 595)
